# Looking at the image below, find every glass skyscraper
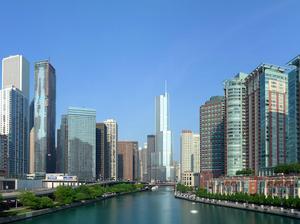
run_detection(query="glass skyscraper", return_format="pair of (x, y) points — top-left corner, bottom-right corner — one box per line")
(155, 88), (173, 182)
(224, 73), (248, 176)
(34, 60), (56, 174)
(288, 56), (300, 163)
(67, 107), (96, 181)
(0, 87), (29, 177)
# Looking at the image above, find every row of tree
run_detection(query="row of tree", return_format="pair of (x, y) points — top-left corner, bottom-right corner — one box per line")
(18, 183), (144, 210)
(195, 188), (300, 209)
(176, 184), (193, 193)
(274, 163), (300, 174)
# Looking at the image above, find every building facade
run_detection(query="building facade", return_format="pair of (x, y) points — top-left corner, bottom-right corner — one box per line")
(224, 73), (248, 176)
(246, 64), (288, 175)
(147, 135), (156, 182)
(67, 107), (96, 181)
(34, 60), (56, 174)
(104, 119), (118, 180)
(96, 123), (109, 180)
(200, 96), (225, 186)
(180, 130), (200, 180)
(56, 115), (68, 174)
(0, 87), (29, 177)
(288, 56), (300, 163)
(2, 55), (30, 99)
(155, 89), (173, 182)
(117, 141), (139, 181)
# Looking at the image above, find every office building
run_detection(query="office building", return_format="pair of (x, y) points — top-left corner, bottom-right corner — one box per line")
(67, 107), (96, 181)
(180, 130), (200, 179)
(96, 123), (109, 180)
(117, 141), (139, 181)
(2, 55), (30, 99)
(200, 96), (225, 186)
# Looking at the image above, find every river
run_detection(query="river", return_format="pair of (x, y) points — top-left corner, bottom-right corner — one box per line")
(15, 187), (299, 224)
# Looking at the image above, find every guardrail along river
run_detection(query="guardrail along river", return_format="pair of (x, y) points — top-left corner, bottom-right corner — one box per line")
(15, 187), (299, 224)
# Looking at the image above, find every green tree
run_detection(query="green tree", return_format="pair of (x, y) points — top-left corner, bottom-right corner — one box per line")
(54, 186), (75, 205)
(40, 197), (54, 209)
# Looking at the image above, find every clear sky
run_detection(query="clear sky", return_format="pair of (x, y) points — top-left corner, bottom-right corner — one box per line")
(1, 0), (300, 161)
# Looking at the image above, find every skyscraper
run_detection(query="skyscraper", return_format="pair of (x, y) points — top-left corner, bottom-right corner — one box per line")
(200, 96), (225, 186)
(104, 119), (118, 180)
(0, 87), (29, 177)
(224, 73), (248, 176)
(67, 107), (96, 181)
(246, 64), (288, 175)
(180, 130), (200, 180)
(2, 55), (30, 99)
(96, 123), (109, 180)
(287, 55), (300, 163)
(34, 60), (56, 174)
(117, 141), (139, 181)
(147, 134), (156, 182)
(57, 115), (68, 174)
(155, 86), (173, 182)
(139, 144), (148, 182)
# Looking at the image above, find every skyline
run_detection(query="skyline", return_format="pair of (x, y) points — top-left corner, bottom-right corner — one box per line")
(1, 1), (300, 160)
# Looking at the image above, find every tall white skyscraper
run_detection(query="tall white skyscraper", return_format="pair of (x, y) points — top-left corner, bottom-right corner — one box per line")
(2, 55), (30, 99)
(155, 85), (173, 181)
(104, 119), (118, 180)
(0, 55), (29, 177)
(180, 130), (200, 180)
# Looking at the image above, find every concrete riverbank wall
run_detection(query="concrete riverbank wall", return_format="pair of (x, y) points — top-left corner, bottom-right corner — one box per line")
(175, 193), (300, 219)
(0, 190), (146, 223)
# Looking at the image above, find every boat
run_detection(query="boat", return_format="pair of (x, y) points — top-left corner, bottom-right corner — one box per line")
(151, 186), (159, 191)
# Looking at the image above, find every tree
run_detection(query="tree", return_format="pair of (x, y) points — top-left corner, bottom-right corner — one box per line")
(54, 186), (75, 205)
(40, 197), (54, 209)
(18, 192), (40, 209)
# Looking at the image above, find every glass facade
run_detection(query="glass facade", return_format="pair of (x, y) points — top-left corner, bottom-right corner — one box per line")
(0, 87), (29, 177)
(224, 73), (247, 176)
(34, 61), (56, 173)
(155, 91), (173, 181)
(67, 107), (96, 181)
(288, 56), (300, 163)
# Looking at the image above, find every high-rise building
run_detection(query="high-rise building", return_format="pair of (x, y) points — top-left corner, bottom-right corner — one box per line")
(67, 107), (96, 181)
(180, 130), (200, 180)
(0, 87), (29, 177)
(34, 60), (56, 174)
(117, 141), (139, 181)
(96, 123), (109, 180)
(246, 64), (288, 175)
(104, 119), (118, 180)
(147, 135), (156, 182)
(224, 73), (248, 176)
(200, 96), (225, 186)
(287, 56), (300, 163)
(57, 115), (68, 174)
(2, 55), (30, 99)
(155, 87), (173, 182)
(139, 144), (148, 182)
(0, 135), (8, 176)
(29, 128), (35, 174)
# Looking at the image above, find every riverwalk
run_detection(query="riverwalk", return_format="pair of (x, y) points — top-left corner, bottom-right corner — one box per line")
(175, 192), (300, 219)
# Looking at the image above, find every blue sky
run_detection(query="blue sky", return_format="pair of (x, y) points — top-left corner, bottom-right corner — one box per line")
(1, 0), (300, 160)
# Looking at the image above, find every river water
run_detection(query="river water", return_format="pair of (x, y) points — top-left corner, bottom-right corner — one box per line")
(16, 187), (299, 224)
